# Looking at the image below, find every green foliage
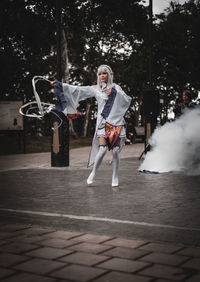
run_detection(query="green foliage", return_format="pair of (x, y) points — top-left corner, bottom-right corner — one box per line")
(154, 0), (200, 97)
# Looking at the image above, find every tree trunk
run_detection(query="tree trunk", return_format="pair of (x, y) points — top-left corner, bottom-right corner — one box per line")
(61, 29), (78, 138)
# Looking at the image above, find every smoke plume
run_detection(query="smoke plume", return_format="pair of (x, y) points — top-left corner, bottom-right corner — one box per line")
(139, 106), (200, 175)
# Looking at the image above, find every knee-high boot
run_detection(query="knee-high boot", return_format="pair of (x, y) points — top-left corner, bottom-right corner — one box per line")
(112, 146), (120, 187)
(87, 146), (107, 184)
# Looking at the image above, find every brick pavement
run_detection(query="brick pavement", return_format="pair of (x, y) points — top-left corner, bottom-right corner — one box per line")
(0, 224), (200, 281)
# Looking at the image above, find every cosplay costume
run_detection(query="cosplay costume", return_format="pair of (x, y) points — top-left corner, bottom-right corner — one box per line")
(54, 65), (131, 186)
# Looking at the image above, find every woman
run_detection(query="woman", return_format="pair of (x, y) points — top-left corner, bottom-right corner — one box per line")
(173, 90), (196, 118)
(51, 64), (131, 186)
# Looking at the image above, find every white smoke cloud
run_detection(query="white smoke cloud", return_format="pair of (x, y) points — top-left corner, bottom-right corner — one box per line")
(139, 106), (200, 175)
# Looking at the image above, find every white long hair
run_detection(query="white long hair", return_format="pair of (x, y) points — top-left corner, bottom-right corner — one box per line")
(97, 64), (113, 90)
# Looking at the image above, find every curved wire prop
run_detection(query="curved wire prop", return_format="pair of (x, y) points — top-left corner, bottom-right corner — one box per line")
(19, 76), (63, 130)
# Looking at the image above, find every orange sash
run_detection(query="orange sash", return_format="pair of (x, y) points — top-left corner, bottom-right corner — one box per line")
(105, 122), (122, 150)
(67, 111), (82, 120)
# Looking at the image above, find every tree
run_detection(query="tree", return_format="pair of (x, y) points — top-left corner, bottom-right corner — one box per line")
(61, 0), (148, 135)
(1, 0), (161, 136)
(152, 0), (200, 121)
(0, 0), (56, 102)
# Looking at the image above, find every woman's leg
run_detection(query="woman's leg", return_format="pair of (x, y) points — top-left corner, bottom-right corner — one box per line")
(112, 139), (120, 187)
(87, 137), (107, 184)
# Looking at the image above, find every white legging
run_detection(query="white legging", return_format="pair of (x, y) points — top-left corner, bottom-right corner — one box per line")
(112, 146), (120, 187)
(87, 146), (107, 184)
(87, 145), (120, 186)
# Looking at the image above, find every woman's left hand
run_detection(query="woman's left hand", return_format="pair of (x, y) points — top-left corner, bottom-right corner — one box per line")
(104, 88), (112, 95)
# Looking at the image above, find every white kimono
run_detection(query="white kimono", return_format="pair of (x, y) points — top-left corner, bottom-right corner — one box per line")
(61, 82), (131, 167)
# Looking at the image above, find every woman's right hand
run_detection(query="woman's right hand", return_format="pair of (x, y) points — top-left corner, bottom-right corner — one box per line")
(50, 81), (56, 87)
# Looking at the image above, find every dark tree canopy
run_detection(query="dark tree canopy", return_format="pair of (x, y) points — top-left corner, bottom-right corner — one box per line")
(1, 0), (200, 134)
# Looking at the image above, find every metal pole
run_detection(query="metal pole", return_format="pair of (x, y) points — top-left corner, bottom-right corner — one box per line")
(56, 0), (62, 81)
(51, 0), (69, 167)
(143, 0), (156, 150)
(148, 0), (153, 88)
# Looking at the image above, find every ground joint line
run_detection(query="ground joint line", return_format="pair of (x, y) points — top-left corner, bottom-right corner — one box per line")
(1, 208), (200, 232)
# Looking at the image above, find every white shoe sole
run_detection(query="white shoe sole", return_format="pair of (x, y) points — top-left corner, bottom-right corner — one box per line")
(112, 183), (119, 187)
(87, 179), (93, 185)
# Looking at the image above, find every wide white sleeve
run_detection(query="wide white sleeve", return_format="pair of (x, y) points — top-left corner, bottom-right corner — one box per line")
(115, 86), (132, 110)
(105, 85), (131, 125)
(62, 83), (107, 114)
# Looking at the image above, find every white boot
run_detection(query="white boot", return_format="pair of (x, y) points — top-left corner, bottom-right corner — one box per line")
(112, 146), (120, 187)
(87, 146), (107, 184)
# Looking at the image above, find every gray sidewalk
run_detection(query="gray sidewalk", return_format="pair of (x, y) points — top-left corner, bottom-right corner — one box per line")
(0, 143), (200, 281)
(0, 143), (144, 171)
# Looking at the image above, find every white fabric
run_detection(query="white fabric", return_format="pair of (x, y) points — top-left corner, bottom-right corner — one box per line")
(87, 146), (107, 184)
(62, 84), (108, 114)
(112, 146), (120, 187)
(62, 82), (131, 167)
(96, 118), (126, 137)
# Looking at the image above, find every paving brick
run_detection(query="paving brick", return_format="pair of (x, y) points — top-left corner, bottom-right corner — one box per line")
(181, 257), (200, 269)
(59, 280), (74, 282)
(0, 242), (39, 254)
(93, 271), (152, 282)
(155, 280), (173, 282)
(0, 267), (15, 279)
(0, 224), (30, 232)
(71, 233), (113, 244)
(36, 238), (78, 248)
(139, 242), (183, 254)
(0, 239), (7, 245)
(0, 231), (22, 239)
(140, 252), (189, 266)
(14, 258), (66, 275)
(51, 264), (107, 281)
(22, 227), (54, 236)
(139, 264), (187, 280)
(2, 273), (57, 282)
(176, 246), (200, 257)
(68, 242), (112, 254)
(57, 280), (73, 282)
(97, 257), (150, 273)
(25, 246), (74, 259)
(43, 230), (84, 240)
(58, 251), (109, 266)
(11, 234), (47, 244)
(104, 238), (145, 249)
(101, 246), (150, 260)
(0, 253), (29, 267)
(186, 274), (200, 282)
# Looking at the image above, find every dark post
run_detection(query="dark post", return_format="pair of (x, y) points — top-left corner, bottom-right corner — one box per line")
(148, 0), (153, 88)
(143, 0), (158, 150)
(23, 116), (26, 154)
(56, 0), (62, 82)
(51, 0), (69, 167)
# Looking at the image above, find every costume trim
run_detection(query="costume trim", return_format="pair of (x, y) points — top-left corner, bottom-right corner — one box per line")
(101, 87), (117, 119)
(54, 80), (82, 120)
(105, 122), (122, 150)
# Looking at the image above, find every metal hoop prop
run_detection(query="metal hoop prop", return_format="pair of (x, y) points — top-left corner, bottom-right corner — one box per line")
(19, 76), (63, 130)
